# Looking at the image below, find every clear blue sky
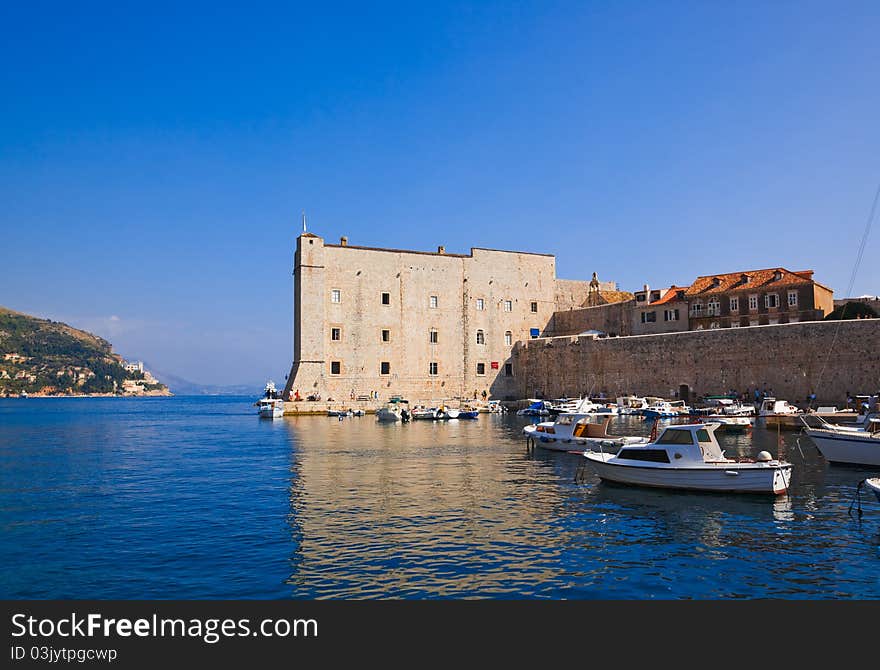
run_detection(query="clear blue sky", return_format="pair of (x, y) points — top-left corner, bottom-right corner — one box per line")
(2, 1), (878, 386)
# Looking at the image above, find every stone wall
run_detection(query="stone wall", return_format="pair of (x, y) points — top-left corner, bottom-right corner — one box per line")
(512, 319), (880, 406)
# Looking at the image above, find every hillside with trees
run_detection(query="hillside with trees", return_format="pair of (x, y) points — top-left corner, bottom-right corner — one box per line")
(0, 306), (170, 396)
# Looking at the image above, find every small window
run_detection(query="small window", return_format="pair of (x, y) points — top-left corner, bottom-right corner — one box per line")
(530, 301), (538, 313)
(664, 309), (678, 322)
(749, 295), (758, 311)
(331, 289), (341, 303)
(729, 297), (739, 312)
(429, 295), (438, 308)
(503, 300), (512, 312)
(696, 429), (712, 443)
(429, 329), (438, 344)
(788, 291), (798, 307)
(428, 362), (438, 376)
(504, 331), (512, 346)
(330, 361), (341, 375)
(330, 327), (341, 341)
(476, 330), (485, 345)
(381, 329), (390, 342)
(380, 362), (391, 375)
(641, 311), (656, 323)
(616, 448), (671, 463)
(476, 363), (486, 375)
(504, 363), (512, 377)
(707, 298), (720, 316)
(765, 294), (779, 308)
(381, 292), (390, 305)
(476, 298), (484, 311)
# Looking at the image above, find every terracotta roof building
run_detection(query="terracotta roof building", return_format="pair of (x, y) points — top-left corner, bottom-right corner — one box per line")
(683, 268), (833, 329)
(632, 285), (690, 335)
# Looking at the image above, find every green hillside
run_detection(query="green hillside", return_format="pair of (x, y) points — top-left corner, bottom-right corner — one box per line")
(0, 306), (169, 396)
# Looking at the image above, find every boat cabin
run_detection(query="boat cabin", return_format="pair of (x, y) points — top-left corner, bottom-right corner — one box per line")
(615, 424), (726, 464)
(759, 398), (800, 415)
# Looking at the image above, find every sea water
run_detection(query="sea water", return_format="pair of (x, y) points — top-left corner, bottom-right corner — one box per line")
(1, 396), (878, 599)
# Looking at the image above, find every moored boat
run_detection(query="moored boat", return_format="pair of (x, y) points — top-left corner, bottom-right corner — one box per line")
(580, 423), (792, 494)
(643, 400), (690, 419)
(523, 414), (649, 452)
(758, 397), (803, 430)
(801, 417), (880, 466)
(257, 381), (284, 419)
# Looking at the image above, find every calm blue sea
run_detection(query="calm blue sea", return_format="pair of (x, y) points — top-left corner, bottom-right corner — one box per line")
(1, 396), (878, 599)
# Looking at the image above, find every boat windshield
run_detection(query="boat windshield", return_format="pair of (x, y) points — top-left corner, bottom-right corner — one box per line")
(656, 429), (695, 445)
(695, 429), (712, 443)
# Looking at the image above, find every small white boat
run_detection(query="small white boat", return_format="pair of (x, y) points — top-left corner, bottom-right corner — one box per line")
(487, 400), (506, 413)
(257, 381), (284, 418)
(377, 401), (409, 422)
(616, 396), (648, 415)
(802, 417), (880, 466)
(759, 397), (804, 430)
(581, 423), (792, 494)
(524, 414), (649, 452)
(19, 391), (28, 398)
(643, 400), (691, 419)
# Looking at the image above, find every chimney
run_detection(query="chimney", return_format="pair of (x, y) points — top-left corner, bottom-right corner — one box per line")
(438, 245), (445, 254)
(340, 236), (348, 246)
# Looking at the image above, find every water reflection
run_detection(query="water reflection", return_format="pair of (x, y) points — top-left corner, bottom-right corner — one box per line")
(278, 412), (880, 599)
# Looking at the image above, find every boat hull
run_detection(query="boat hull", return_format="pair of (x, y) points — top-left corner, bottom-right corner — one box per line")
(803, 430), (880, 466)
(259, 406), (284, 419)
(583, 455), (791, 494)
(865, 478), (880, 503)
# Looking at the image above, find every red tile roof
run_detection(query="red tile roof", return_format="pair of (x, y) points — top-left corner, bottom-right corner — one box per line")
(651, 286), (689, 305)
(684, 268), (826, 296)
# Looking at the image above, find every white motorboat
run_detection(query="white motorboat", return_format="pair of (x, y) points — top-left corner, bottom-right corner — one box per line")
(523, 414), (649, 452)
(377, 402), (408, 422)
(257, 381), (284, 418)
(758, 397), (804, 430)
(616, 396), (648, 415)
(801, 417), (880, 466)
(722, 402), (755, 417)
(643, 400), (691, 419)
(581, 423), (792, 494)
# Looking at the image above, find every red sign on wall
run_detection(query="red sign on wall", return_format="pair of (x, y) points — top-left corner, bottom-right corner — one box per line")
(490, 361), (499, 369)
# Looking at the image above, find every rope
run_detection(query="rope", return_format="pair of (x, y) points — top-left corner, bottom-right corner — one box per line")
(812, 178), (880, 407)
(848, 479), (865, 519)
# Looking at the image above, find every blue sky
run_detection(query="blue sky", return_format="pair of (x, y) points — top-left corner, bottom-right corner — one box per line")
(2, 1), (878, 386)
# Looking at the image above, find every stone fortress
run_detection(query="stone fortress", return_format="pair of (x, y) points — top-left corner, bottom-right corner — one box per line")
(282, 232), (628, 405)
(283, 231), (879, 409)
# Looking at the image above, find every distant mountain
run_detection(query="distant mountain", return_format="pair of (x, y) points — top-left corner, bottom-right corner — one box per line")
(0, 305), (170, 396)
(148, 368), (262, 396)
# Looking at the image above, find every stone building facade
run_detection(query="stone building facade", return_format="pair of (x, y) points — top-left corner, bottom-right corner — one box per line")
(631, 285), (690, 335)
(283, 233), (611, 403)
(685, 268), (833, 329)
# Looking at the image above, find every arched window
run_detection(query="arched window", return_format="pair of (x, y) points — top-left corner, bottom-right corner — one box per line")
(476, 330), (485, 345)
